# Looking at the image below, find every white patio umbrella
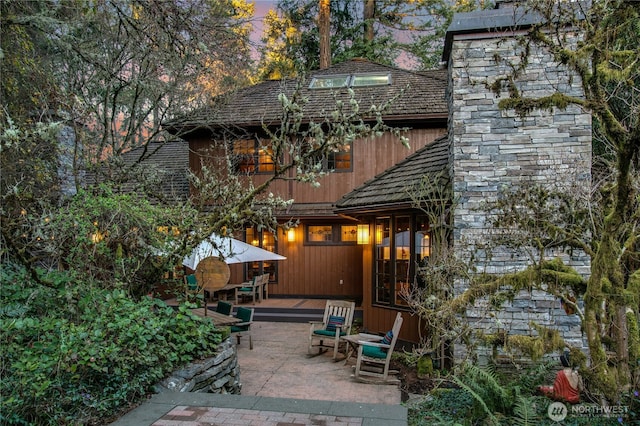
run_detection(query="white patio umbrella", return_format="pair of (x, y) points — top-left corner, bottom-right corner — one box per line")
(182, 233), (286, 270)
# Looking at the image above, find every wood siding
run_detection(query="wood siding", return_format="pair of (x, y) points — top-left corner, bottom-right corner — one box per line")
(225, 227), (362, 298)
(187, 126), (444, 330)
(188, 128), (446, 205)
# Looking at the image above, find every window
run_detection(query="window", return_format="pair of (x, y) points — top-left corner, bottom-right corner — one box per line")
(305, 223), (357, 245)
(328, 145), (351, 171)
(309, 73), (391, 89)
(245, 228), (278, 282)
(307, 225), (333, 242)
(373, 215), (431, 307)
(309, 75), (350, 89)
(351, 73), (391, 87)
(232, 139), (274, 174)
(302, 140), (352, 173)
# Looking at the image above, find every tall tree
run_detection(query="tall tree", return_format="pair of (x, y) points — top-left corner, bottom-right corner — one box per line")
(318, 0), (331, 69)
(1, 0), (255, 286)
(256, 0), (484, 78)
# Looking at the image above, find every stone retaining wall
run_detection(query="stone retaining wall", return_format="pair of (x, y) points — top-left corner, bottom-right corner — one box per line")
(155, 336), (241, 394)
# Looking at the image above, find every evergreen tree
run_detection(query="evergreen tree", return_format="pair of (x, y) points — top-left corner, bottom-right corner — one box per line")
(256, 0), (484, 78)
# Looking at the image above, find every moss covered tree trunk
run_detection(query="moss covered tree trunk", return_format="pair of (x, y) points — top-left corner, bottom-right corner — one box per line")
(583, 115), (639, 399)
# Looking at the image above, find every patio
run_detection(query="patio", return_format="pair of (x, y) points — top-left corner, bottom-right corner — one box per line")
(111, 299), (406, 425)
(161, 297), (399, 403)
(236, 320), (401, 404)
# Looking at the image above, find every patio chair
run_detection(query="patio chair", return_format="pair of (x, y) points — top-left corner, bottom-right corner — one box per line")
(308, 300), (355, 360)
(184, 274), (204, 302)
(260, 273), (270, 300)
(236, 275), (262, 304)
(215, 300), (233, 316)
(230, 307), (254, 350)
(353, 312), (403, 384)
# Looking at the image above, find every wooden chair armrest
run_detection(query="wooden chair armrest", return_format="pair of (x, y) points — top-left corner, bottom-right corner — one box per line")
(309, 321), (324, 332)
(358, 341), (389, 349)
(358, 333), (383, 339)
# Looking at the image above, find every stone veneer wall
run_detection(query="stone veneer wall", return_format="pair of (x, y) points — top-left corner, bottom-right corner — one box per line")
(448, 21), (591, 360)
(155, 336), (241, 394)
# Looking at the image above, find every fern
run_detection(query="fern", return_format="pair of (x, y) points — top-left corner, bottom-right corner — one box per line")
(511, 396), (541, 426)
(518, 360), (555, 390)
(0, 303), (29, 318)
(459, 363), (513, 413)
(452, 373), (500, 425)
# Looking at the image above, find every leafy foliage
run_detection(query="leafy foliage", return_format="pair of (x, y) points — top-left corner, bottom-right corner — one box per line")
(407, 362), (635, 425)
(0, 0), (255, 295)
(257, 0), (486, 76)
(410, 387), (475, 425)
(0, 264), (225, 425)
(2, 186), (194, 298)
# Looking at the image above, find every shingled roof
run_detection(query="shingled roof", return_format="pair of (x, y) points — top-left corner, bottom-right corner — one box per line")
(88, 141), (190, 204)
(334, 135), (450, 214)
(165, 59), (447, 135)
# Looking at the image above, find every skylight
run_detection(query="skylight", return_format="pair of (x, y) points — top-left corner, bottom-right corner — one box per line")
(351, 73), (391, 87)
(309, 72), (391, 89)
(309, 75), (350, 89)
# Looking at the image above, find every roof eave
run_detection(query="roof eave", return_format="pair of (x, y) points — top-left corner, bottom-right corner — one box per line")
(165, 113), (448, 137)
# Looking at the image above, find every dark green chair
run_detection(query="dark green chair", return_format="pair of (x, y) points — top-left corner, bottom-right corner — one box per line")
(216, 300), (233, 316)
(230, 307), (254, 350)
(184, 274), (203, 303)
(185, 274), (198, 292)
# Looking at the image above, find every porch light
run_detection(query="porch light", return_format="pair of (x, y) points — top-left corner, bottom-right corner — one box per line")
(356, 224), (369, 245)
(287, 228), (296, 242)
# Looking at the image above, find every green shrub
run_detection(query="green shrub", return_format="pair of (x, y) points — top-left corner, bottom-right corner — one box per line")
(1, 266), (224, 425)
(409, 388), (474, 425)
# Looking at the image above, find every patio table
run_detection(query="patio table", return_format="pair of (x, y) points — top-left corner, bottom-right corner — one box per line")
(204, 311), (242, 327)
(340, 333), (383, 365)
(212, 283), (243, 302)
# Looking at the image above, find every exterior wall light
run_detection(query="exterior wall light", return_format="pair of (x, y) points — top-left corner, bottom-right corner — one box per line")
(357, 224), (370, 245)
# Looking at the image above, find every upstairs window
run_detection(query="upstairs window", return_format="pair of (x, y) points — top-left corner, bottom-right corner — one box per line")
(233, 139), (275, 174)
(328, 145), (351, 170)
(301, 139), (352, 173)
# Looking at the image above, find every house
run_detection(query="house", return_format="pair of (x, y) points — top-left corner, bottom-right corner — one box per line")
(164, 59), (449, 345)
(166, 1), (592, 362)
(336, 0), (591, 364)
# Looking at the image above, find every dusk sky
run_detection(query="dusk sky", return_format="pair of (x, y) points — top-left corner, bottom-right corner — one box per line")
(250, 1), (277, 51)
